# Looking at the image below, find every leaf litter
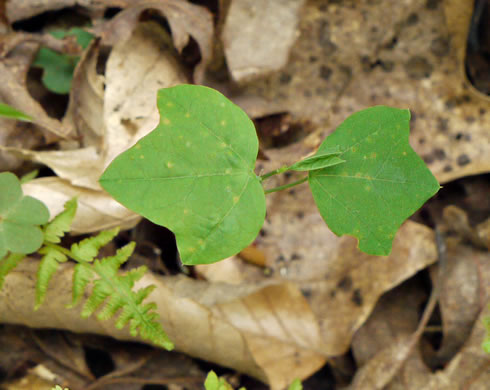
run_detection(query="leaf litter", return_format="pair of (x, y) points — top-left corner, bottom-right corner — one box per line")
(0, 0), (489, 389)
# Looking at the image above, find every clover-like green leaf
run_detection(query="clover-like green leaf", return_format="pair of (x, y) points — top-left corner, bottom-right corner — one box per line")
(100, 85), (266, 265)
(0, 172), (50, 258)
(309, 106), (440, 256)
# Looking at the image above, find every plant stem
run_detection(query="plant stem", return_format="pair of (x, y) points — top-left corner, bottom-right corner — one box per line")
(264, 176), (308, 194)
(259, 165), (290, 181)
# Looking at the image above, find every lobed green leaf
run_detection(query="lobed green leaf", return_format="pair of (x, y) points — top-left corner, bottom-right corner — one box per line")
(309, 106), (440, 255)
(100, 85), (266, 265)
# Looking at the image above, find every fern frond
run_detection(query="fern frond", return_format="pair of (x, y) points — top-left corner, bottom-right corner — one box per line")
(43, 198), (77, 243)
(0, 253), (25, 289)
(70, 262), (94, 307)
(35, 247), (67, 309)
(70, 228), (119, 261)
(71, 242), (173, 350)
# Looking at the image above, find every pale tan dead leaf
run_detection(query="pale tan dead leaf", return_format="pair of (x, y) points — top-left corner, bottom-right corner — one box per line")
(0, 260), (326, 389)
(63, 39), (106, 149)
(22, 177), (140, 234)
(428, 242), (489, 365)
(103, 21), (187, 165)
(222, 0), (305, 82)
(95, 0), (213, 83)
(242, 0), (490, 183)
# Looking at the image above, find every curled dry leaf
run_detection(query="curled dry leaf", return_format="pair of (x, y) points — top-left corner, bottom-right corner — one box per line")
(0, 42), (70, 140)
(95, 0), (213, 83)
(0, 260), (325, 389)
(22, 177), (140, 234)
(429, 241), (489, 365)
(222, 0), (306, 82)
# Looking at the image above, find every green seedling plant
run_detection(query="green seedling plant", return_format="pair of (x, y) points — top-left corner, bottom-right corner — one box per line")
(33, 27), (94, 94)
(100, 85), (441, 265)
(205, 371), (302, 390)
(0, 173), (172, 350)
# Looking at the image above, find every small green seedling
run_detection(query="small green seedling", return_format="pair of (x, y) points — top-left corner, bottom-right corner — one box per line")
(100, 85), (440, 265)
(204, 371), (302, 390)
(33, 27), (94, 94)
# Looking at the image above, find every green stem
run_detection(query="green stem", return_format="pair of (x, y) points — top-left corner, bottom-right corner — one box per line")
(264, 176), (308, 194)
(260, 165), (290, 181)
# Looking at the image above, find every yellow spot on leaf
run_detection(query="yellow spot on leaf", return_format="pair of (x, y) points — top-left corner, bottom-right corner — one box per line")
(167, 161), (174, 168)
(221, 142), (227, 148)
(134, 144), (141, 150)
(188, 247), (195, 253)
(221, 120), (226, 126)
(183, 209), (189, 215)
(140, 155), (145, 159)
(351, 146), (357, 152)
(163, 118), (171, 125)
(225, 168), (232, 174)
(402, 151), (407, 156)
(370, 152), (377, 159)
(185, 112), (191, 118)
(166, 102), (174, 107)
(355, 172), (362, 177)
(233, 196), (240, 204)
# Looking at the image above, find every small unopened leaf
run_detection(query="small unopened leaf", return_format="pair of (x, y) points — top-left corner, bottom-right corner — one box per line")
(290, 148), (344, 171)
(0, 102), (32, 122)
(100, 85), (266, 265)
(0, 172), (49, 258)
(309, 106), (440, 256)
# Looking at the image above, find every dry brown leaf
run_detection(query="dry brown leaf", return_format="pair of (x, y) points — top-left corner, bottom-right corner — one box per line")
(222, 0), (305, 82)
(349, 237), (490, 389)
(242, 0), (490, 183)
(22, 177), (140, 234)
(95, 0), (213, 83)
(429, 242), (489, 364)
(350, 281), (432, 390)
(102, 21), (187, 164)
(0, 43), (70, 140)
(0, 261), (326, 389)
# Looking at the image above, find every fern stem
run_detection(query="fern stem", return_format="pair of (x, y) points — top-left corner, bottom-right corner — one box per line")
(44, 243), (85, 263)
